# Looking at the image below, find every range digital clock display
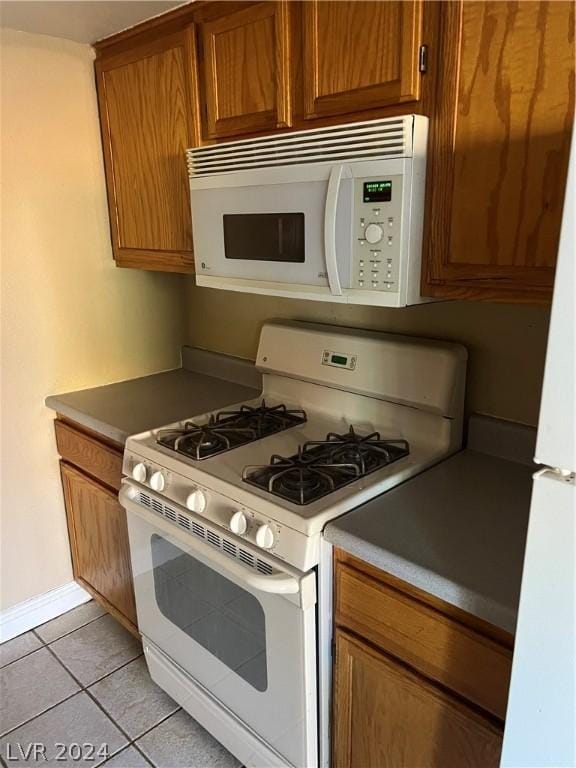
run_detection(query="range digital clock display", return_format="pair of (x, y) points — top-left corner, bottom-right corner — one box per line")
(363, 180), (392, 203)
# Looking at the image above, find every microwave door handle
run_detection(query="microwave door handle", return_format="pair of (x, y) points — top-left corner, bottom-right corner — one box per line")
(121, 485), (301, 596)
(324, 164), (350, 296)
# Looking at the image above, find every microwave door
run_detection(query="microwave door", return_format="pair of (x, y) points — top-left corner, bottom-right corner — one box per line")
(190, 170), (353, 291)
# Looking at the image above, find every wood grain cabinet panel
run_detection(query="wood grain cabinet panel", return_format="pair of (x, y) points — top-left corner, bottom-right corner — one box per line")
(96, 31), (198, 271)
(61, 462), (138, 635)
(336, 562), (512, 720)
(422, 0), (574, 301)
(54, 420), (123, 492)
(333, 630), (503, 768)
(302, 1), (423, 120)
(199, 2), (291, 139)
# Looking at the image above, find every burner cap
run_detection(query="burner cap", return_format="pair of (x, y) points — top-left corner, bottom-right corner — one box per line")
(277, 469), (322, 495)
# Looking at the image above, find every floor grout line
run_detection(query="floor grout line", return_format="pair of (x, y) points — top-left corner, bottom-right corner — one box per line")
(0, 644), (45, 672)
(35, 611), (111, 647)
(0, 688), (82, 740)
(1, 612), (184, 768)
(44, 644), (176, 766)
(129, 707), (182, 747)
(46, 641), (144, 691)
(131, 741), (155, 767)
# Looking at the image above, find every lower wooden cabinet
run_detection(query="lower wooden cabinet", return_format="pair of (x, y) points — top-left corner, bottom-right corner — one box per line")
(334, 630), (503, 768)
(55, 418), (138, 637)
(333, 551), (512, 768)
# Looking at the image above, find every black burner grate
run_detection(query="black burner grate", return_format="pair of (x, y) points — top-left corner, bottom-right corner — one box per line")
(156, 400), (307, 460)
(243, 426), (409, 504)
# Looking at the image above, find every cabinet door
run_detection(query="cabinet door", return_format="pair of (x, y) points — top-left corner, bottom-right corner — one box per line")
(96, 32), (198, 272)
(333, 630), (503, 768)
(199, 2), (291, 139)
(61, 463), (138, 632)
(302, 1), (423, 120)
(423, 1), (574, 302)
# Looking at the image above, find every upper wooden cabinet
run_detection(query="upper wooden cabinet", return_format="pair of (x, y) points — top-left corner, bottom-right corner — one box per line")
(302, 1), (424, 121)
(93, 1), (573, 300)
(196, 2), (291, 140)
(422, 0), (575, 302)
(96, 31), (198, 272)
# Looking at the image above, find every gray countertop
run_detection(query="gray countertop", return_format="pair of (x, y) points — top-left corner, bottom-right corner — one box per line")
(45, 347), (261, 444)
(325, 416), (535, 634)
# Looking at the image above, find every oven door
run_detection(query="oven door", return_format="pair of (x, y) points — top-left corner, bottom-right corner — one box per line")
(121, 486), (317, 768)
(190, 163), (353, 294)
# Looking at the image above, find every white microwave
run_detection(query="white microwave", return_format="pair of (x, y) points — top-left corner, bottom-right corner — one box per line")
(187, 115), (432, 307)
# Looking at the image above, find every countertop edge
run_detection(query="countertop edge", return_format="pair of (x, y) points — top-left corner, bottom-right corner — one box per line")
(45, 397), (129, 445)
(325, 526), (517, 634)
(45, 348), (263, 445)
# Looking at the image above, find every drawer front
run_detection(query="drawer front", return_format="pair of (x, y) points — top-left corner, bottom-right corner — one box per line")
(55, 420), (123, 491)
(336, 562), (512, 720)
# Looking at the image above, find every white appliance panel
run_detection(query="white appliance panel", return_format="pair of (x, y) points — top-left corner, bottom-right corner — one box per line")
(534, 137), (575, 472)
(501, 471), (576, 767)
(190, 177), (353, 287)
(125, 495), (317, 768)
(503, 129), (576, 768)
(187, 115), (431, 307)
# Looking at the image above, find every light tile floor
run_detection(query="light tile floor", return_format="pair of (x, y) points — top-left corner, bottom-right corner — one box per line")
(0, 602), (240, 768)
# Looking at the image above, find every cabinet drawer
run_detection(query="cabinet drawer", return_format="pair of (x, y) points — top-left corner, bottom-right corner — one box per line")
(336, 562), (512, 719)
(55, 420), (123, 491)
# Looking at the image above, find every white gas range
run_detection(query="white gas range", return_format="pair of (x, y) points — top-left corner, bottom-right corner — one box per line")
(119, 321), (467, 768)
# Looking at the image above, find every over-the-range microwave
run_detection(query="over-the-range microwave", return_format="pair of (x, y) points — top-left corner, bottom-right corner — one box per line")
(186, 115), (433, 307)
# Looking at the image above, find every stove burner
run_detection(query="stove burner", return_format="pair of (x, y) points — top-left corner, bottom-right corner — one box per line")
(243, 426), (409, 505)
(156, 400), (307, 460)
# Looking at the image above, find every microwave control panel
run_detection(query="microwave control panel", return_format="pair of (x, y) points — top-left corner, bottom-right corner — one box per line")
(352, 175), (403, 292)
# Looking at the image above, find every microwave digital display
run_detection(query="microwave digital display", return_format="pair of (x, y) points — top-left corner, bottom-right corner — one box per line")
(363, 180), (392, 203)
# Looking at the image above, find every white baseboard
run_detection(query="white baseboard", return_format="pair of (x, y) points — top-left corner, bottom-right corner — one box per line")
(0, 581), (91, 643)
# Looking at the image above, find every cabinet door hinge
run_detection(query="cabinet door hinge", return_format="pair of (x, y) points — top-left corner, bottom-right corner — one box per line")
(418, 44), (428, 74)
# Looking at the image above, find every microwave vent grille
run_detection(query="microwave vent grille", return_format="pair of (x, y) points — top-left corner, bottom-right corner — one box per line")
(187, 116), (414, 178)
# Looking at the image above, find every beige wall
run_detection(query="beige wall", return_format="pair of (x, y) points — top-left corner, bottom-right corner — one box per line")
(0, 30), (187, 610)
(186, 284), (550, 427)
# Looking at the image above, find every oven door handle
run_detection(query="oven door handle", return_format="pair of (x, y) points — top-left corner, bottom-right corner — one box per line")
(120, 486), (304, 598)
(324, 163), (351, 296)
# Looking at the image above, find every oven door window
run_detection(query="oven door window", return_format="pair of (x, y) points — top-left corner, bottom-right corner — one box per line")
(223, 213), (304, 262)
(151, 534), (267, 692)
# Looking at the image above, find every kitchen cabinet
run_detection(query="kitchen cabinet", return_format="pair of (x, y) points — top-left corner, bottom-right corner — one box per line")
(422, 0), (575, 302)
(93, 1), (573, 300)
(302, 1), (424, 121)
(334, 631), (503, 768)
(95, 29), (199, 272)
(196, 1), (292, 139)
(333, 550), (513, 767)
(55, 419), (138, 637)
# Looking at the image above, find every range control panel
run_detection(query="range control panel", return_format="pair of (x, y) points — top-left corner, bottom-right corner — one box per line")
(353, 175), (403, 292)
(122, 451), (318, 571)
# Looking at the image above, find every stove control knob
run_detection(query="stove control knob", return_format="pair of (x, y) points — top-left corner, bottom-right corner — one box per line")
(229, 511), (248, 535)
(149, 471), (165, 492)
(186, 489), (207, 514)
(365, 223), (383, 244)
(125, 485), (138, 500)
(132, 463), (147, 483)
(255, 524), (275, 550)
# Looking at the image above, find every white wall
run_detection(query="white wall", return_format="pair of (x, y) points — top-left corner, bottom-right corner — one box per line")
(0, 29), (187, 610)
